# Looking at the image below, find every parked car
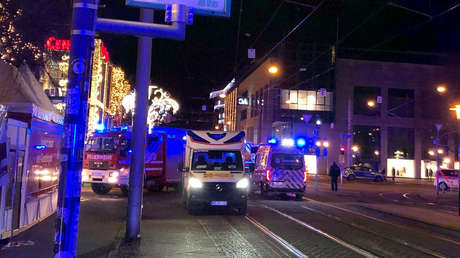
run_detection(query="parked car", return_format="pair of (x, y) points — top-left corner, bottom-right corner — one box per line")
(435, 169), (459, 191)
(344, 164), (386, 182)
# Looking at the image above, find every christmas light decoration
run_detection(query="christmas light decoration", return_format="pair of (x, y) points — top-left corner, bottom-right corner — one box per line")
(0, 0), (42, 65)
(109, 66), (131, 116)
(122, 86), (179, 127)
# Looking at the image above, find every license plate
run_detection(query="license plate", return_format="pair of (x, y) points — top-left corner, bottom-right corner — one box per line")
(92, 172), (104, 177)
(273, 181), (284, 186)
(210, 201), (227, 206)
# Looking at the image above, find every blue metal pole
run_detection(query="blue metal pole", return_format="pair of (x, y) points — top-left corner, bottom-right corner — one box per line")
(54, 0), (97, 257)
(125, 8), (153, 241)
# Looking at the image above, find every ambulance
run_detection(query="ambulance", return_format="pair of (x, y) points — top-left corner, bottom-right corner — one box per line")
(181, 130), (248, 215)
(252, 138), (307, 201)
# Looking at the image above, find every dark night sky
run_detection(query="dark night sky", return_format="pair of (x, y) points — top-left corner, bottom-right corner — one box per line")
(15, 0), (460, 108)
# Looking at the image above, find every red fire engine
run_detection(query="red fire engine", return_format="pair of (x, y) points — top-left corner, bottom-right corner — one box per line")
(82, 126), (186, 195)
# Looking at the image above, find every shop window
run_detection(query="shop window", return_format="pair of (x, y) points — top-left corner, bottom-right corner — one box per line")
(388, 88), (414, 118)
(353, 86), (381, 116)
(280, 89), (333, 111)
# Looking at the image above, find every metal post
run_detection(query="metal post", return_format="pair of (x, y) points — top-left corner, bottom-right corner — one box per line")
(126, 8), (153, 241)
(435, 124), (442, 197)
(457, 120), (460, 216)
(54, 1), (97, 257)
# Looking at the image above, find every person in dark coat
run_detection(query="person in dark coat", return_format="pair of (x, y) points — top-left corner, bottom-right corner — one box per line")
(329, 162), (340, 192)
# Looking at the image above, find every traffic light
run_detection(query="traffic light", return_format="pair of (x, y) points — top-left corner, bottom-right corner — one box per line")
(340, 146), (346, 155)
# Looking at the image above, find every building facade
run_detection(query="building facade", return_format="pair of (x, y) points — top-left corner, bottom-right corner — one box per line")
(212, 57), (460, 178)
(40, 37), (131, 135)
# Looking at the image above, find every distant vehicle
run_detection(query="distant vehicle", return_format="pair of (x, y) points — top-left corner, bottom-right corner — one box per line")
(435, 169), (459, 191)
(344, 164), (386, 182)
(252, 144), (307, 201)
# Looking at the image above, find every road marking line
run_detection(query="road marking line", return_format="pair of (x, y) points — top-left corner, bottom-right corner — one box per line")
(303, 197), (460, 246)
(245, 215), (307, 258)
(301, 205), (448, 258)
(262, 205), (378, 258)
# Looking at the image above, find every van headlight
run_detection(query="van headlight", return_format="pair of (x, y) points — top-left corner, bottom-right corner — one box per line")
(189, 177), (203, 189)
(236, 178), (249, 189)
(109, 171), (119, 178)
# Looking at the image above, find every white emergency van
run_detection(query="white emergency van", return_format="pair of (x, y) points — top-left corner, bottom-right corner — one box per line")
(181, 130), (249, 215)
(252, 144), (307, 201)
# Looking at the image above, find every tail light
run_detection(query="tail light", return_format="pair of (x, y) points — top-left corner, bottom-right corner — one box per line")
(303, 170), (308, 183)
(266, 169), (272, 181)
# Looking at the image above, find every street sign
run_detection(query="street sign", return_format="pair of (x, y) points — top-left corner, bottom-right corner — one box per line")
(319, 88), (327, 97)
(248, 49), (255, 59)
(126, 0), (232, 17)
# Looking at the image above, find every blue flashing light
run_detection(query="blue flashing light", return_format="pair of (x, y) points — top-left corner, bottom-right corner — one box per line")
(296, 138), (306, 148)
(281, 138), (294, 147)
(95, 123), (105, 132)
(267, 137), (278, 145)
(128, 149), (133, 153)
(34, 145), (47, 150)
(121, 126), (129, 131)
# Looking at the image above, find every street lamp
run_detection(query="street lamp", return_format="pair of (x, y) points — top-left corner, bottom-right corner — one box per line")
(374, 150), (380, 156)
(351, 145), (359, 152)
(437, 149), (444, 154)
(367, 100), (376, 108)
(428, 150), (435, 156)
(315, 119), (322, 126)
(268, 65), (279, 74)
(323, 141), (329, 148)
(436, 84), (447, 94)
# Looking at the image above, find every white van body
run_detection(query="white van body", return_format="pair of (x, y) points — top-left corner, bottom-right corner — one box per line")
(182, 130), (248, 214)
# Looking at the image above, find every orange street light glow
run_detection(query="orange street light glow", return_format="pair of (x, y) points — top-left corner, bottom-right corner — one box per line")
(268, 65), (279, 74)
(367, 100), (376, 108)
(436, 85), (446, 94)
(449, 105), (460, 120)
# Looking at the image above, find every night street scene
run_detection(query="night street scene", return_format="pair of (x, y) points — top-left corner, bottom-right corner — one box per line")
(1, 0), (460, 257)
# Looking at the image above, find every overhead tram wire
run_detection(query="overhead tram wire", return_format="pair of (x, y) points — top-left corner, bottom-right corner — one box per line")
(278, 2), (388, 89)
(236, 0), (327, 83)
(248, 0), (285, 49)
(290, 1), (460, 90)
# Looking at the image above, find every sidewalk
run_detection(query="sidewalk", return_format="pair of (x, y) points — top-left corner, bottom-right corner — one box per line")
(1, 187), (126, 258)
(305, 179), (460, 233)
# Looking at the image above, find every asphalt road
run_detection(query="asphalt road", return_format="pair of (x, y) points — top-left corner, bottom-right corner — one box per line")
(2, 181), (459, 258)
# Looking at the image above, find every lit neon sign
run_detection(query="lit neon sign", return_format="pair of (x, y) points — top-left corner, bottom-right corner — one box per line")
(45, 36), (110, 62)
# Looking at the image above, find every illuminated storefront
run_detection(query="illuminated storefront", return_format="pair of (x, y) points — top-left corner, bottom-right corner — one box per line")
(41, 37), (131, 136)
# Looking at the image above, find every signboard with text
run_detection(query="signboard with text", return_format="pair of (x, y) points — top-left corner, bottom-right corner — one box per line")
(126, 0), (231, 17)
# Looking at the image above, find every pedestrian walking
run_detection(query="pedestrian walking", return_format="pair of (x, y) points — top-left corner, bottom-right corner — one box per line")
(329, 162), (340, 192)
(392, 167), (396, 182)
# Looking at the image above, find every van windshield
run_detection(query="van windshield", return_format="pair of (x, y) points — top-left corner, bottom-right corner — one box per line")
(192, 151), (243, 171)
(85, 137), (116, 152)
(271, 153), (303, 170)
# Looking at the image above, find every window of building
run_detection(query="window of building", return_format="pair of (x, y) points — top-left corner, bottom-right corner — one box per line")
(280, 89), (333, 111)
(388, 88), (414, 118)
(353, 86), (381, 116)
(388, 127), (414, 159)
(353, 126), (381, 166)
(241, 109), (247, 120)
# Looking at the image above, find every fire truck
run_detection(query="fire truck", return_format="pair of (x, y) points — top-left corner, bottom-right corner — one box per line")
(82, 126), (186, 195)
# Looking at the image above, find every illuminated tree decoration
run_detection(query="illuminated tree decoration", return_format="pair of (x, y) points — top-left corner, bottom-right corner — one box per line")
(122, 86), (179, 127)
(148, 86), (179, 127)
(0, 0), (42, 66)
(109, 66), (131, 117)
